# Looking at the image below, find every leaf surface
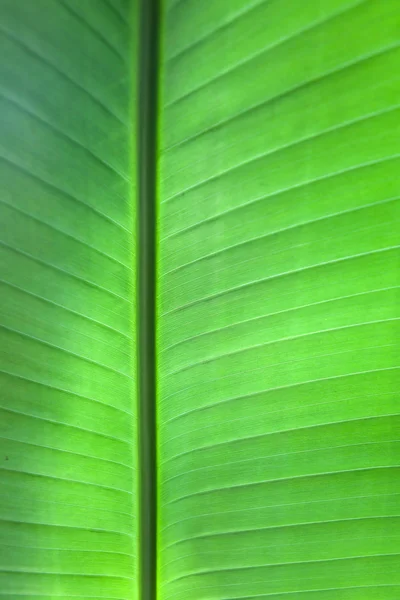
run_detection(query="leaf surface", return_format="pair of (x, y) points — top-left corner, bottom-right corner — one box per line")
(157, 1), (400, 598)
(0, 0), (139, 598)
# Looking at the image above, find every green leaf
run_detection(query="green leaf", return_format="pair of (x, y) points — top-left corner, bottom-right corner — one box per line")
(0, 0), (139, 598)
(1, 0), (399, 599)
(157, 0), (400, 598)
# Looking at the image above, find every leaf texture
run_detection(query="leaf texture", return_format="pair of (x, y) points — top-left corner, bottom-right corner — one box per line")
(0, 0), (139, 598)
(1, 0), (400, 598)
(157, 1), (400, 598)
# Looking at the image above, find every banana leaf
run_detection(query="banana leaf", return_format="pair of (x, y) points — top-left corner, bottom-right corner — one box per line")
(0, 1), (399, 599)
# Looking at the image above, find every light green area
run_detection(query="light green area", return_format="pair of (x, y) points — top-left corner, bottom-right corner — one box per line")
(157, 0), (400, 598)
(0, 0), (139, 598)
(0, 0), (399, 598)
